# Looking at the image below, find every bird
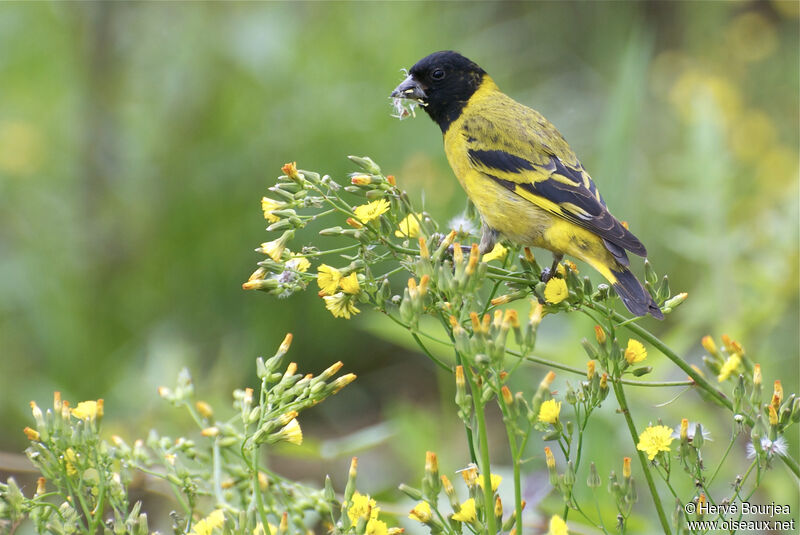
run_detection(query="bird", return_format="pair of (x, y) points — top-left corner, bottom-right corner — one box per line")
(391, 50), (663, 319)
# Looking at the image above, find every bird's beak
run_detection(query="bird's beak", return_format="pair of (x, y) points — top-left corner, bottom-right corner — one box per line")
(391, 75), (427, 102)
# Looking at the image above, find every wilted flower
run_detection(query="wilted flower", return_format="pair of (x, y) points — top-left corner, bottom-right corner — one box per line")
(447, 213), (478, 237)
(261, 196), (285, 223)
(323, 293), (360, 319)
(408, 501), (432, 523)
(286, 255), (310, 273)
(747, 436), (788, 459)
(275, 418), (303, 445)
(257, 231), (293, 262)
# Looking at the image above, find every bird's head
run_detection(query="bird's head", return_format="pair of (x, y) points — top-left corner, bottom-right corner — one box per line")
(391, 51), (486, 132)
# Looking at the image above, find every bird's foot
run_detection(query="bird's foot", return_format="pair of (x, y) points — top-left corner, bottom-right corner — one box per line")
(447, 244), (475, 256)
(541, 255), (563, 282)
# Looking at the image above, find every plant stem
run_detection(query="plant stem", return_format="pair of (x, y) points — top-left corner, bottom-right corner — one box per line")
(251, 444), (271, 531)
(594, 304), (800, 480)
(411, 332), (451, 372)
(464, 366), (498, 535)
(611, 378), (672, 535)
(594, 304), (730, 409)
(496, 390), (523, 534)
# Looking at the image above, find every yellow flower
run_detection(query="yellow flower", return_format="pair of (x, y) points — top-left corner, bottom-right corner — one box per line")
(277, 418), (303, 445)
(482, 242), (507, 262)
(452, 498), (476, 523)
(637, 425), (674, 460)
(476, 473), (503, 492)
(257, 231), (293, 262)
(71, 400), (99, 420)
(261, 196), (284, 223)
(409, 501), (432, 523)
(23, 427), (40, 441)
(339, 273), (360, 294)
(717, 353), (741, 382)
(547, 514), (569, 535)
(366, 519), (388, 535)
(323, 293), (361, 319)
(286, 255), (310, 273)
(64, 447), (78, 476)
(190, 509), (225, 535)
(538, 399), (561, 424)
(395, 213), (421, 238)
(353, 199), (390, 223)
(624, 339), (647, 364)
(317, 264), (342, 295)
(348, 492), (379, 523)
(544, 277), (568, 304)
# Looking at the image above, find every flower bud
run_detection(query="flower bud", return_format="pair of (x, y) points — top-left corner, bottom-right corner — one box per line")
(423, 451), (441, 500)
(544, 447), (558, 486)
(594, 325), (607, 345)
(587, 462), (601, 488)
(347, 155), (381, 174)
(693, 423), (704, 449)
(398, 483), (423, 501)
(772, 381), (783, 410)
(663, 292), (687, 311)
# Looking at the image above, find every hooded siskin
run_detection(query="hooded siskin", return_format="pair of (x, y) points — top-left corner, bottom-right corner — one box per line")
(392, 50), (662, 319)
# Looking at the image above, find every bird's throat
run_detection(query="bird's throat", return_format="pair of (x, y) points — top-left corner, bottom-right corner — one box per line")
(425, 73), (491, 133)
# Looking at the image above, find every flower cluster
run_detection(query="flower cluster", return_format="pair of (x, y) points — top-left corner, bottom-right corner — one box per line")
(401, 452), (516, 533)
(2, 334), (360, 535)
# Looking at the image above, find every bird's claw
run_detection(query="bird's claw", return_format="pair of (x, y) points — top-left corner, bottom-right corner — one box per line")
(446, 244), (474, 256)
(540, 267), (553, 282)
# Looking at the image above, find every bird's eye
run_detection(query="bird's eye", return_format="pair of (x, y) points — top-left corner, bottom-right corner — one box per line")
(431, 68), (445, 80)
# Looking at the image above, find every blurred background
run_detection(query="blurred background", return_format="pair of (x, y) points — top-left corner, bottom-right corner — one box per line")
(1, 1), (797, 532)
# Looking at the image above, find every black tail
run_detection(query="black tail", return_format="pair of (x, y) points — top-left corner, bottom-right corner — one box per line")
(611, 267), (663, 320)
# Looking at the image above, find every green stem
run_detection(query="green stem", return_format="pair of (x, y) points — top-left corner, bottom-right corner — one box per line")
(410, 332), (451, 372)
(251, 444), (271, 531)
(464, 366), (498, 535)
(514, 349), (692, 387)
(594, 303), (730, 410)
(496, 390), (522, 534)
(594, 303), (800, 480)
(87, 446), (107, 535)
(611, 379), (672, 535)
(708, 435), (737, 486)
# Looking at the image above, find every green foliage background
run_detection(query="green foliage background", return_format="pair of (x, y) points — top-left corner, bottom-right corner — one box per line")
(1, 1), (798, 531)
